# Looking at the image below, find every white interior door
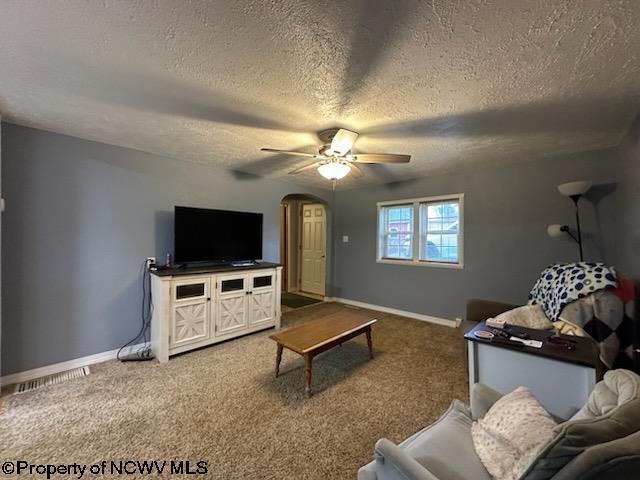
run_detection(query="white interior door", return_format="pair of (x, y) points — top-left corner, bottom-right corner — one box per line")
(300, 203), (326, 295)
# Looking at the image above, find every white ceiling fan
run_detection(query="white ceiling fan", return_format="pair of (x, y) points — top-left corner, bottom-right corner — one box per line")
(260, 128), (410, 187)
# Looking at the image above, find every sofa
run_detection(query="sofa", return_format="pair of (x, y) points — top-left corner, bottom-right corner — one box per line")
(358, 369), (640, 480)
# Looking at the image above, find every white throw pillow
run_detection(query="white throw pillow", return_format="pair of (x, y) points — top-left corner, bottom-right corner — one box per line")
(494, 304), (554, 330)
(471, 386), (557, 480)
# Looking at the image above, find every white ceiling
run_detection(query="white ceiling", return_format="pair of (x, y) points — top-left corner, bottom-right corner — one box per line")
(1, 0), (639, 189)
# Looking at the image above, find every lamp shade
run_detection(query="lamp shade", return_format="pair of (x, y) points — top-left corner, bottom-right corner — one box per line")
(318, 161), (350, 180)
(557, 181), (592, 197)
(547, 224), (567, 238)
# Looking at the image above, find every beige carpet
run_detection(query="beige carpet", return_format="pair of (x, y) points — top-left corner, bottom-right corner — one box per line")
(0, 303), (468, 479)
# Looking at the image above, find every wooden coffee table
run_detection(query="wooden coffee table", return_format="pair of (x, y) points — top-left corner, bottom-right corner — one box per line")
(269, 310), (377, 397)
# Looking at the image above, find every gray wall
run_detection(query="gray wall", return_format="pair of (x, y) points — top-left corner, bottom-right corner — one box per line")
(1, 123), (331, 375)
(2, 121), (638, 375)
(333, 147), (636, 321)
(616, 119), (640, 280)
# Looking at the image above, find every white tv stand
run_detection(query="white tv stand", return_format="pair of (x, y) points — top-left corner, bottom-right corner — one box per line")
(150, 263), (282, 363)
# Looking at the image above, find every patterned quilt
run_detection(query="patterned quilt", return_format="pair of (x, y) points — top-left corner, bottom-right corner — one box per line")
(528, 262), (617, 320)
(529, 263), (636, 369)
(557, 279), (637, 368)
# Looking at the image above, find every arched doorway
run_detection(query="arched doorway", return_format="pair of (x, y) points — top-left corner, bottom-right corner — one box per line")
(280, 194), (328, 304)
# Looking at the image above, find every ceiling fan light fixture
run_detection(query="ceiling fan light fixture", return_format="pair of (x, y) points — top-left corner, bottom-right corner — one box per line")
(318, 161), (351, 180)
(260, 127), (410, 181)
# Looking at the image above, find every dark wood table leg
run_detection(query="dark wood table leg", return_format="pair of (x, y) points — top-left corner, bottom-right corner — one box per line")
(366, 326), (373, 359)
(275, 343), (283, 377)
(304, 353), (313, 397)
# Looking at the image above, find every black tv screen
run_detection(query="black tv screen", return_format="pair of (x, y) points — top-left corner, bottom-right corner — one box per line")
(174, 206), (263, 263)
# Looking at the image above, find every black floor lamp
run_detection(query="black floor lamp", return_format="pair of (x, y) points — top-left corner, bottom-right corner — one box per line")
(547, 181), (592, 262)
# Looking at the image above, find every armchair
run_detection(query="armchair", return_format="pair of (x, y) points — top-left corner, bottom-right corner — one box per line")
(358, 370), (640, 480)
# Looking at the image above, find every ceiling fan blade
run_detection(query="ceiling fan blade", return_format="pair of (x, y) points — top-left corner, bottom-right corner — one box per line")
(351, 153), (411, 164)
(348, 162), (365, 178)
(261, 148), (317, 158)
(288, 160), (322, 175)
(330, 129), (359, 156)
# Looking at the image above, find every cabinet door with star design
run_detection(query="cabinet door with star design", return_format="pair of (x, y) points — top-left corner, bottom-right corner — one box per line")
(170, 278), (211, 348)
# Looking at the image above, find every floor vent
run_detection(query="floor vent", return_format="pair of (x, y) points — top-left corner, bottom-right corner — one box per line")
(13, 366), (90, 394)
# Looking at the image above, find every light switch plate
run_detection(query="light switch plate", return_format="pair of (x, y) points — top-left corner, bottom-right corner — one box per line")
(342, 235), (349, 243)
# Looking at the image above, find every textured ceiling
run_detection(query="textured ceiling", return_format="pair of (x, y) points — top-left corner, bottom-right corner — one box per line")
(1, 0), (639, 189)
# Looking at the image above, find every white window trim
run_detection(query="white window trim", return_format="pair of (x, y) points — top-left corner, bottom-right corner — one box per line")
(376, 193), (464, 269)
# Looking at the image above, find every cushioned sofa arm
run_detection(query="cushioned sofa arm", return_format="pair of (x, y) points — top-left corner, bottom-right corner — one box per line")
(466, 299), (518, 323)
(374, 439), (441, 480)
(470, 383), (503, 420)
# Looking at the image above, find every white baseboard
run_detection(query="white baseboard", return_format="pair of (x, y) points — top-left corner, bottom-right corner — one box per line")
(329, 297), (458, 328)
(1, 343), (146, 387)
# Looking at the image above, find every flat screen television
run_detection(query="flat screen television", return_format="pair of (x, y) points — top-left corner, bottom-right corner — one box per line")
(174, 206), (263, 264)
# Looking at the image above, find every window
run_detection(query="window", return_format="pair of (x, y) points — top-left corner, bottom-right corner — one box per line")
(379, 204), (413, 259)
(421, 201), (460, 263)
(377, 194), (464, 268)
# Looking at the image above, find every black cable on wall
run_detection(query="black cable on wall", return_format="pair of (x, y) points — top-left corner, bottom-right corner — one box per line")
(117, 259), (154, 361)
